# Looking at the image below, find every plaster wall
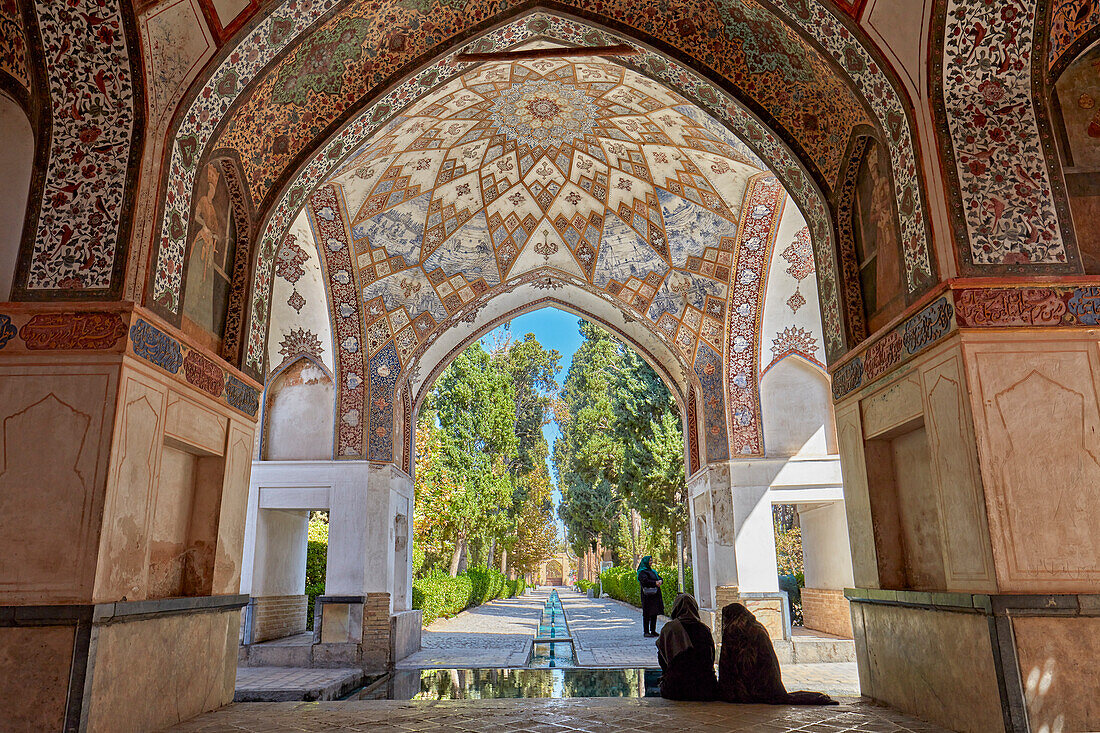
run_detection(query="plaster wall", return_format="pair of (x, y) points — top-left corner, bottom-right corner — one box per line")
(0, 92), (33, 301)
(93, 357), (256, 603)
(836, 336), (997, 593)
(962, 331), (1100, 593)
(253, 509), (308, 596)
(799, 501), (855, 590)
(760, 358), (833, 456)
(263, 360), (335, 460)
(0, 356), (120, 604)
(242, 461), (413, 610)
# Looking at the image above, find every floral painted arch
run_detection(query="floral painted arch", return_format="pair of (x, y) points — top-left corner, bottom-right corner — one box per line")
(147, 0), (932, 375)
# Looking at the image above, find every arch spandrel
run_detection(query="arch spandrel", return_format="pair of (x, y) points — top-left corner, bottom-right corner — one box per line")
(150, 3), (935, 371)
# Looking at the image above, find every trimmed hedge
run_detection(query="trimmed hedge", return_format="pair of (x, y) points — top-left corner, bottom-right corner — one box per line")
(305, 518), (329, 629)
(412, 568), (526, 625)
(599, 564), (694, 612)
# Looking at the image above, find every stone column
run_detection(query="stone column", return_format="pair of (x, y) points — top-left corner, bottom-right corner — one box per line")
(0, 305), (258, 732)
(832, 290), (1100, 733)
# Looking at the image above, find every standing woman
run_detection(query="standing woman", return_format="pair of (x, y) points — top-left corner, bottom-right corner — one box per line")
(637, 556), (663, 637)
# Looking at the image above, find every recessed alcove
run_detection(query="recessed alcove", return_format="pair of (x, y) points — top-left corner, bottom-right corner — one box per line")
(864, 417), (946, 592)
(147, 437), (225, 599)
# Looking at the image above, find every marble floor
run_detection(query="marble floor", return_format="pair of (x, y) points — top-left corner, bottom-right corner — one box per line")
(165, 697), (950, 732)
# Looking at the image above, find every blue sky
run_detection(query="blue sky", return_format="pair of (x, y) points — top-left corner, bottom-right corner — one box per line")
(481, 306), (584, 541)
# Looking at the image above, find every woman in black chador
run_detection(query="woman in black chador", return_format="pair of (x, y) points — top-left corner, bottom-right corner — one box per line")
(656, 593), (718, 700)
(637, 556), (663, 637)
(717, 602), (836, 705)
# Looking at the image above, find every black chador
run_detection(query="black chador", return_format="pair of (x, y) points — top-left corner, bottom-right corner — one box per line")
(717, 602), (836, 705)
(656, 593), (719, 701)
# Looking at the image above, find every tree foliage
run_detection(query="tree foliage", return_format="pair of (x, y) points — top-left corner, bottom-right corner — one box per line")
(554, 320), (686, 566)
(414, 335), (561, 578)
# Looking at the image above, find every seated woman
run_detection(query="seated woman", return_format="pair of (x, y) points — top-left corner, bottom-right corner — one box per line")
(717, 602), (836, 705)
(656, 593), (718, 701)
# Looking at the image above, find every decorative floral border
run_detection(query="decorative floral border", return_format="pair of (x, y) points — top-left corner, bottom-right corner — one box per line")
(21, 0), (142, 296)
(933, 0), (1078, 272)
(725, 174), (785, 457)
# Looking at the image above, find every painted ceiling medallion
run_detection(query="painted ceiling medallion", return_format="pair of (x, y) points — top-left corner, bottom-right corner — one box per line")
(489, 80), (596, 147)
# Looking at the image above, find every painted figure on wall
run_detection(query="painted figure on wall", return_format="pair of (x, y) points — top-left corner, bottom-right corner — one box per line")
(852, 140), (905, 333)
(182, 163), (238, 342)
(1053, 44), (1100, 274)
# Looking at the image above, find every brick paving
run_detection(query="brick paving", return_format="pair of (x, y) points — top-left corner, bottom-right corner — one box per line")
(167, 696), (950, 732)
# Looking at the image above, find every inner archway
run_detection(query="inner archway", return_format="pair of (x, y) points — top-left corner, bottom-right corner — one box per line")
(234, 10), (867, 716)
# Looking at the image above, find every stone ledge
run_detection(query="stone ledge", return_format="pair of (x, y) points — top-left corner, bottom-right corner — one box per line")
(844, 588), (1100, 617)
(0, 595), (248, 626)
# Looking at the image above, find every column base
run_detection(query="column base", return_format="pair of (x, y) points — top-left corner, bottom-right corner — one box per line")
(247, 594), (307, 643)
(0, 595), (246, 732)
(847, 588), (1100, 733)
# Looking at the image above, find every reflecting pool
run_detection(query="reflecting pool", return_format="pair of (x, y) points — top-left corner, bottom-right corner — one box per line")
(346, 668), (663, 700)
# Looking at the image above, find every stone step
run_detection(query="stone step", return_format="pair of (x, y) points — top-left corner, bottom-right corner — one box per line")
(772, 634), (856, 664)
(233, 666), (367, 702)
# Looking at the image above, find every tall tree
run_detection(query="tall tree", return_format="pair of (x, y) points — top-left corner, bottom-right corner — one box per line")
(414, 333), (561, 577)
(554, 320), (686, 565)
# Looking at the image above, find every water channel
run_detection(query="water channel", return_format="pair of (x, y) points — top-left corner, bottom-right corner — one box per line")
(345, 589), (662, 700)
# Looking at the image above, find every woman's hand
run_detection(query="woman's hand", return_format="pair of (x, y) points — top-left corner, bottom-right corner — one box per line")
(656, 579), (662, 586)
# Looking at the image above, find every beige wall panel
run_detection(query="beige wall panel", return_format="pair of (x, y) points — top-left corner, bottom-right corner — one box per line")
(0, 362), (118, 603)
(95, 370), (168, 602)
(966, 336), (1100, 591)
(0, 626), (74, 731)
(835, 402), (879, 588)
(920, 352), (996, 590)
(165, 391), (227, 456)
(1013, 616), (1100, 732)
(87, 610), (238, 733)
(857, 602), (1003, 733)
(860, 372), (922, 439)
(213, 422), (255, 594)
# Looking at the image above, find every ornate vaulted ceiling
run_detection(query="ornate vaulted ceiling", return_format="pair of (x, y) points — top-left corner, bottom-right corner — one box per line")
(267, 50), (824, 463)
(316, 53), (767, 365)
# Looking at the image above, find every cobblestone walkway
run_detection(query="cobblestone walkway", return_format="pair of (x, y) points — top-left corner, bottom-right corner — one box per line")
(394, 589), (549, 669)
(167, 697), (949, 732)
(557, 589), (665, 667)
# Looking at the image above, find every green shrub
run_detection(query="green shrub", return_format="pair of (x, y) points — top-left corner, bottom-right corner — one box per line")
(413, 568), (525, 625)
(599, 564), (695, 612)
(305, 517), (329, 629)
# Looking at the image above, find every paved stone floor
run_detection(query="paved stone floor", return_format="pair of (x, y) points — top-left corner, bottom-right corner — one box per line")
(233, 667), (364, 702)
(166, 697), (950, 732)
(558, 589), (665, 667)
(395, 589), (548, 668)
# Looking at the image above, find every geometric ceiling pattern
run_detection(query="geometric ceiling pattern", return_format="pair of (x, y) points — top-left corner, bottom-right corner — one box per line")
(329, 54), (765, 329)
(294, 55), (796, 461)
(149, 1), (933, 369)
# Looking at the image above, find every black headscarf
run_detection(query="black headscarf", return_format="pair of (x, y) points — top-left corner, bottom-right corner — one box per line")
(656, 593), (702, 662)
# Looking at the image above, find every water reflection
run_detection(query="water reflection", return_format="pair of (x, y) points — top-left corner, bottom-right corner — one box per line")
(348, 668), (663, 700)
